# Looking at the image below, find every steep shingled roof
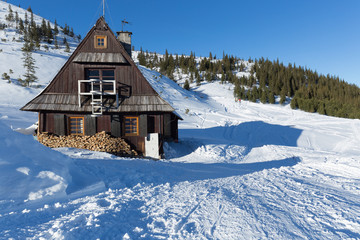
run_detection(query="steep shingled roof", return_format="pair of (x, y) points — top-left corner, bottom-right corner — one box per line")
(21, 17), (176, 114)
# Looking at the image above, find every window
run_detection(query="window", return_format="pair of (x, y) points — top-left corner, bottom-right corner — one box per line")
(85, 69), (115, 93)
(69, 117), (84, 135)
(94, 35), (107, 49)
(124, 116), (139, 136)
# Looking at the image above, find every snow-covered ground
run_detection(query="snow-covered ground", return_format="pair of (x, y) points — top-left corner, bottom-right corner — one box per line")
(1, 2), (360, 239)
(1, 64), (360, 239)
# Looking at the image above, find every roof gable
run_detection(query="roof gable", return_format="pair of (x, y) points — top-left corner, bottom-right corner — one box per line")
(21, 17), (176, 113)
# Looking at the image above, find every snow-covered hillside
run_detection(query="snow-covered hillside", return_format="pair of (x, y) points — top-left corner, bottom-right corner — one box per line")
(1, 2), (360, 238)
(0, 1), (78, 128)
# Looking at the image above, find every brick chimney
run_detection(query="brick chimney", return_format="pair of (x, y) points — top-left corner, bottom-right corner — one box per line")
(117, 31), (132, 58)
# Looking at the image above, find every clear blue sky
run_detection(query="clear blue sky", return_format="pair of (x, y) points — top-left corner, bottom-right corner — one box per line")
(7, 0), (360, 86)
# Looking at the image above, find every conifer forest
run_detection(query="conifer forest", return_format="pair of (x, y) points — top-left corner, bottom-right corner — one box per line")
(137, 49), (360, 119)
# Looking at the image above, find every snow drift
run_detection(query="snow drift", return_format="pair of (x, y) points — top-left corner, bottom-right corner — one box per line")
(0, 120), (104, 204)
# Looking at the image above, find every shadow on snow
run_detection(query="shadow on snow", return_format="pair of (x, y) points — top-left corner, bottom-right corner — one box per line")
(73, 156), (301, 190)
(70, 121), (303, 189)
(172, 120), (303, 158)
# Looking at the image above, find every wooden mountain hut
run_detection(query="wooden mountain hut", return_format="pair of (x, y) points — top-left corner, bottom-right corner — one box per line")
(21, 17), (181, 157)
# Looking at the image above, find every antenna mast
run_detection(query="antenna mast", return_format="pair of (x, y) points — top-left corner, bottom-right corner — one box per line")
(121, 19), (129, 31)
(103, 0), (105, 18)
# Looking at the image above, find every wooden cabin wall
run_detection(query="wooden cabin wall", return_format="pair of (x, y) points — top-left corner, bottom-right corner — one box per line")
(39, 112), (46, 133)
(43, 27), (157, 96)
(97, 115), (111, 133)
(45, 63), (157, 96)
(39, 112), (158, 154)
(124, 136), (145, 154)
(171, 116), (179, 141)
(46, 114), (54, 134)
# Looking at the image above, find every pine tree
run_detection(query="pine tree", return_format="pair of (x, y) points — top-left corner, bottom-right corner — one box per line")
(65, 42), (70, 52)
(70, 27), (74, 37)
(138, 51), (146, 66)
(234, 79), (241, 99)
(1, 72), (11, 83)
(24, 12), (28, 25)
(30, 11), (35, 29)
(41, 19), (47, 38)
(153, 53), (158, 65)
(280, 88), (286, 104)
(54, 37), (59, 49)
(22, 33), (34, 52)
(22, 49), (38, 87)
(15, 12), (19, 28)
(268, 91), (275, 104)
(53, 19), (59, 35)
(5, 4), (14, 22)
(189, 72), (194, 83)
(290, 96), (298, 109)
(221, 73), (225, 84)
(260, 89), (267, 103)
(46, 21), (53, 43)
(63, 23), (69, 35)
(195, 70), (201, 86)
(183, 79), (190, 90)
(251, 86), (259, 102)
(19, 19), (24, 33)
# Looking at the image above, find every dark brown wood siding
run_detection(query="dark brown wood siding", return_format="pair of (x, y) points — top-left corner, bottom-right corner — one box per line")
(43, 21), (157, 96)
(46, 113), (54, 133)
(54, 114), (66, 136)
(123, 135), (145, 153)
(111, 115), (121, 137)
(171, 115), (179, 141)
(85, 115), (97, 135)
(38, 111), (178, 154)
(97, 115), (111, 133)
(39, 112), (45, 133)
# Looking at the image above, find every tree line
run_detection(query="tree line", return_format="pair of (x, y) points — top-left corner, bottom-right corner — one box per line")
(137, 48), (251, 90)
(138, 49), (360, 119)
(246, 58), (360, 119)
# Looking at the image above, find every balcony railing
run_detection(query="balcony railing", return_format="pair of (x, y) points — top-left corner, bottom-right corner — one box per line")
(78, 79), (119, 116)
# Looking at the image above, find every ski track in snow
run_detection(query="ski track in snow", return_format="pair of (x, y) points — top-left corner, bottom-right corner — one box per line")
(1, 7), (360, 237)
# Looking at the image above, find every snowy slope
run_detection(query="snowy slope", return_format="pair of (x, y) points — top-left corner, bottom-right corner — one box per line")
(1, 4), (360, 238)
(0, 0), (78, 129)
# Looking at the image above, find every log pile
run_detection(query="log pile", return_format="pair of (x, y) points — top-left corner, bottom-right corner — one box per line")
(37, 131), (138, 156)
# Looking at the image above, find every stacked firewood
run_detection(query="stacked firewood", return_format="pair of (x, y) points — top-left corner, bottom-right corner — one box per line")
(37, 131), (138, 156)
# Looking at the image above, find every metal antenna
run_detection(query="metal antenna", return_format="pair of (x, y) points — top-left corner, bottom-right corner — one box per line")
(121, 19), (129, 31)
(103, 0), (105, 18)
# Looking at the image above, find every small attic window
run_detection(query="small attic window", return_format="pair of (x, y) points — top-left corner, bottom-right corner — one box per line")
(95, 35), (107, 49)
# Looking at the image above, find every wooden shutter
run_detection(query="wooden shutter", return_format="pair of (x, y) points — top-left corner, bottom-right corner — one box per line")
(139, 114), (147, 137)
(85, 115), (96, 135)
(111, 115), (121, 137)
(54, 114), (66, 136)
(163, 113), (171, 137)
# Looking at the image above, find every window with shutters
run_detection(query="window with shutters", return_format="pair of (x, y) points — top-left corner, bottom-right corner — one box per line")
(124, 116), (139, 136)
(94, 35), (107, 49)
(69, 117), (84, 135)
